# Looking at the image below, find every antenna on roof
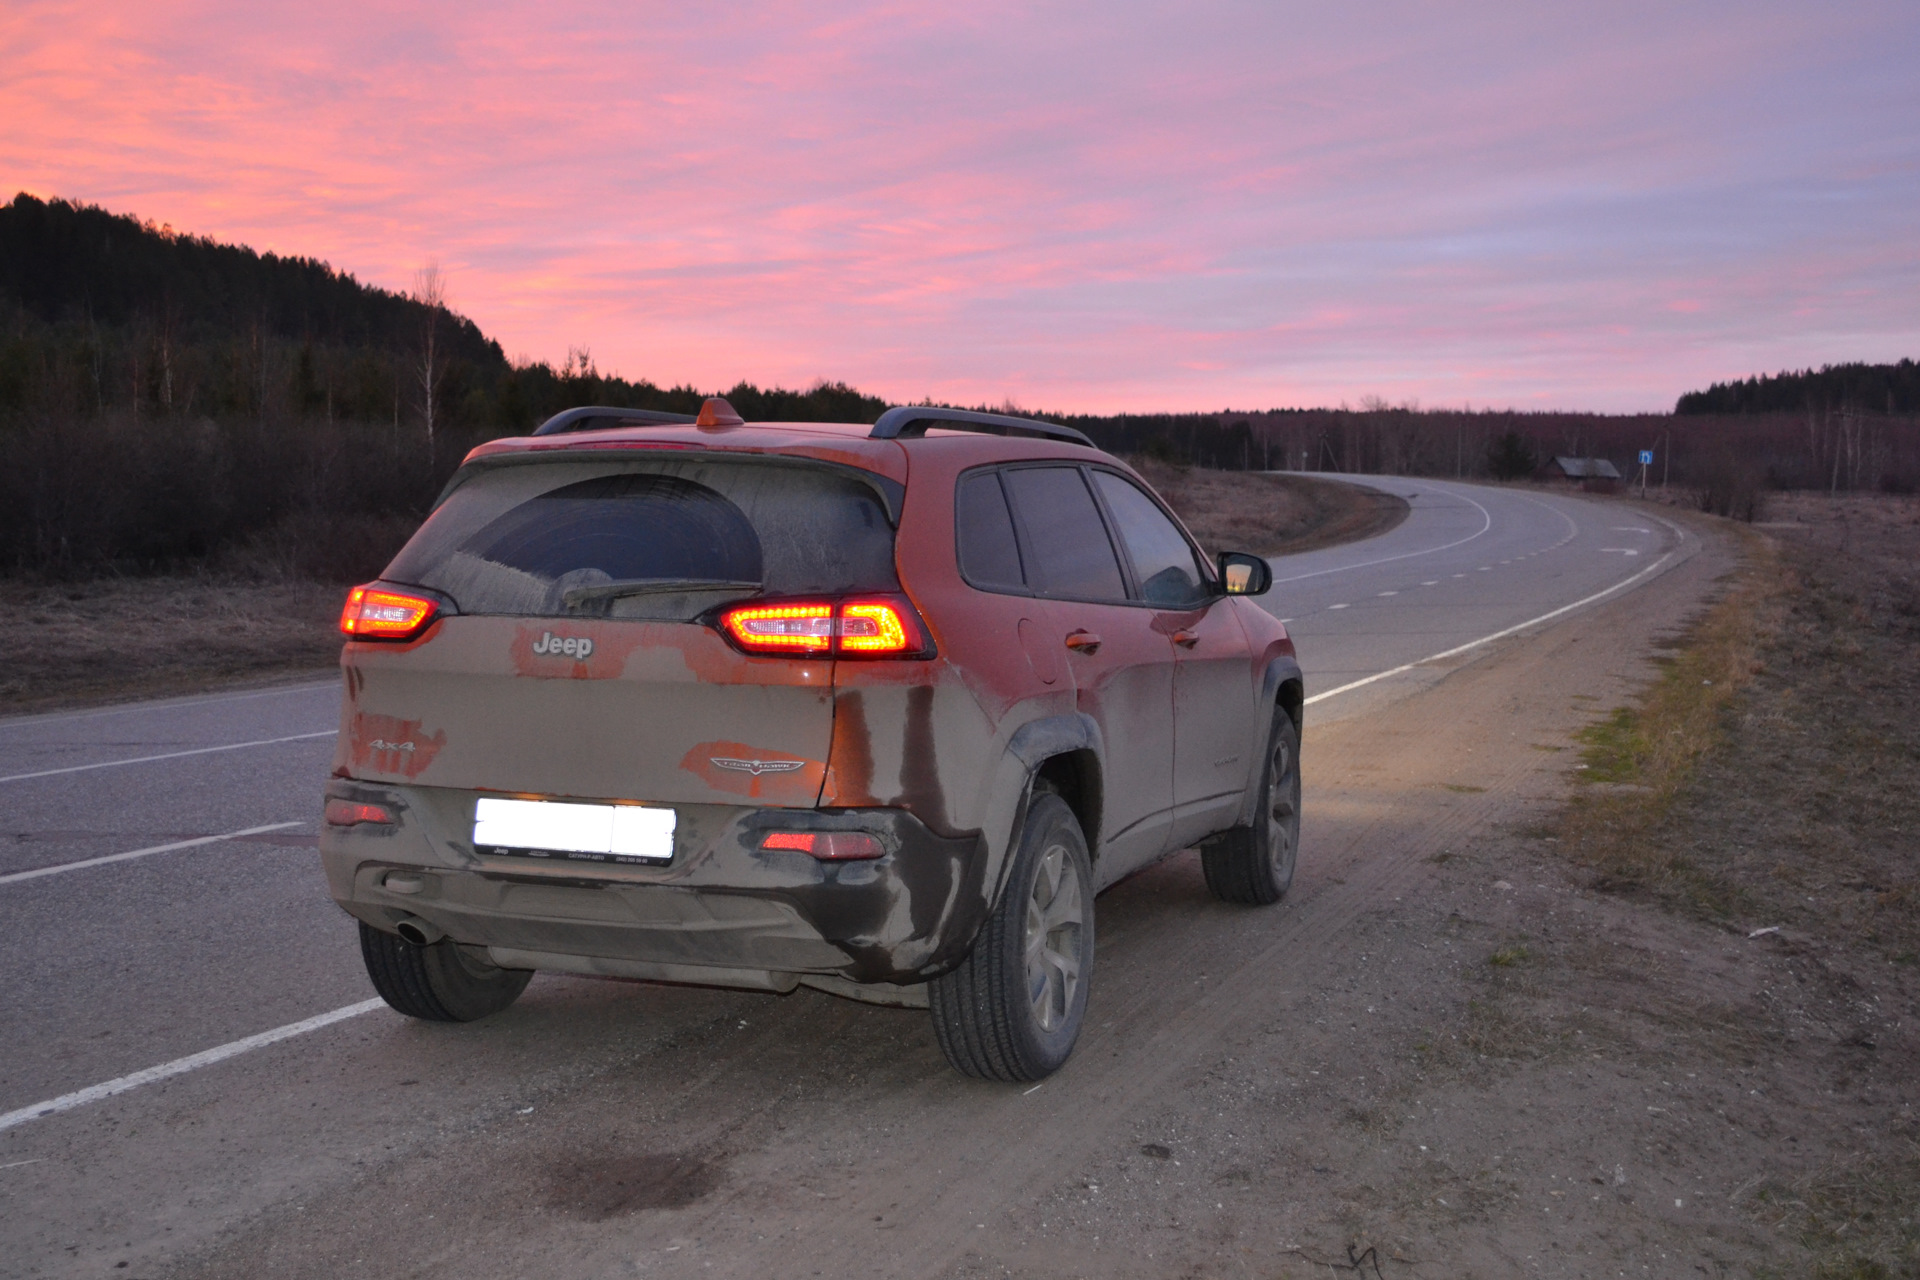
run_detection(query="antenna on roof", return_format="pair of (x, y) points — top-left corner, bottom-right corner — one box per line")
(869, 406), (1093, 448)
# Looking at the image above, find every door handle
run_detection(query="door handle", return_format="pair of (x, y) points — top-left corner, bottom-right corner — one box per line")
(1064, 630), (1103, 655)
(1172, 629), (1200, 649)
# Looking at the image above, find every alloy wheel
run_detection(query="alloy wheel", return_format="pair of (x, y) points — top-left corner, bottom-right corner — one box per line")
(1024, 843), (1084, 1032)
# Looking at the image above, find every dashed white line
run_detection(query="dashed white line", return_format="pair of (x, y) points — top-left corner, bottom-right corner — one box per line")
(0, 822), (304, 886)
(1305, 545), (1680, 708)
(0, 999), (387, 1133)
(1268, 484), (1493, 586)
(0, 730), (336, 784)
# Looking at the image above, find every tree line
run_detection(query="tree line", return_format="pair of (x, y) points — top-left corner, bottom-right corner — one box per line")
(0, 193), (884, 577)
(2, 191), (1914, 577)
(1676, 360), (1920, 415)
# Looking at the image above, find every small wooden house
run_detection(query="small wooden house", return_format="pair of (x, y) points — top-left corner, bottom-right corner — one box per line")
(1538, 456), (1622, 494)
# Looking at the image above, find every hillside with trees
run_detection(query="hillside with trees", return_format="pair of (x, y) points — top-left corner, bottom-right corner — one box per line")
(1676, 360), (1920, 415)
(3, 192), (1916, 579)
(0, 193), (884, 576)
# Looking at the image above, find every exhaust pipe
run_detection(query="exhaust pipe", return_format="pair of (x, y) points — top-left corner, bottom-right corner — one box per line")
(394, 915), (445, 946)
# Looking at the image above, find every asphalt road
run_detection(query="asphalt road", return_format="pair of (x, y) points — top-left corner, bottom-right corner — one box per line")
(0, 478), (1698, 1277)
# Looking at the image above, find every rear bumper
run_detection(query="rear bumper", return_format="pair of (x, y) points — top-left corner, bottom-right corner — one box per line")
(321, 779), (990, 985)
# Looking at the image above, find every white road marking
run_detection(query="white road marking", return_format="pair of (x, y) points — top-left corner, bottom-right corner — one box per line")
(0, 822), (304, 886)
(0, 730), (336, 784)
(1327, 603), (1349, 610)
(1305, 546), (1679, 708)
(0, 679), (336, 732)
(0, 999), (386, 1133)
(1600, 548), (1640, 556)
(1267, 484), (1493, 586)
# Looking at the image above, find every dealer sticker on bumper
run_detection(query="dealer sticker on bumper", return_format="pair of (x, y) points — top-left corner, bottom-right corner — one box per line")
(472, 797), (675, 865)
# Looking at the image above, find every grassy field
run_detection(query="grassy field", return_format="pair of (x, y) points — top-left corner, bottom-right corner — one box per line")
(0, 463), (1405, 716)
(1556, 492), (1920, 1276)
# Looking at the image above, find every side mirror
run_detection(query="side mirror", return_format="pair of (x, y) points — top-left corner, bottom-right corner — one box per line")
(1218, 552), (1272, 597)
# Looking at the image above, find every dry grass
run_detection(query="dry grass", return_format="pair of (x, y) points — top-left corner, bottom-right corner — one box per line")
(2, 574), (343, 715)
(1747, 1141), (1920, 1280)
(1126, 458), (1409, 557)
(1551, 492), (1920, 1276)
(1561, 496), (1920, 959)
(1557, 525), (1792, 917)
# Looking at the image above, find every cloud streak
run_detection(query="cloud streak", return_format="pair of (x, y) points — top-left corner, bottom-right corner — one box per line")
(3, 0), (1915, 411)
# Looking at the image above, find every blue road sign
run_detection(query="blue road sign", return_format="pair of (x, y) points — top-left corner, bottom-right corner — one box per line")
(1639, 450), (1654, 465)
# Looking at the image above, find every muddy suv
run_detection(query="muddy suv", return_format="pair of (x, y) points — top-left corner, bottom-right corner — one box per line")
(323, 399), (1303, 1080)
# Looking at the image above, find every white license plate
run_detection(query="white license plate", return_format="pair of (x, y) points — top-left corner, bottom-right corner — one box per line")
(472, 797), (676, 865)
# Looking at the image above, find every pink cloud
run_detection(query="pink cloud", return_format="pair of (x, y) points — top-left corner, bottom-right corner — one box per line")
(1, 0), (1915, 413)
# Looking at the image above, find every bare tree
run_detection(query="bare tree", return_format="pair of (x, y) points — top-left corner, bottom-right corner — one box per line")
(412, 262), (448, 461)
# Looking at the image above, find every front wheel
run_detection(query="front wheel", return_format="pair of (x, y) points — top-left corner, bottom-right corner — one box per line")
(1201, 707), (1300, 905)
(930, 793), (1094, 1082)
(359, 922), (532, 1022)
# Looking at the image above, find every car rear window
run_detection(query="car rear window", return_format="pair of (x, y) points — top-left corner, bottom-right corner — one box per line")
(954, 471), (1026, 592)
(383, 457), (898, 618)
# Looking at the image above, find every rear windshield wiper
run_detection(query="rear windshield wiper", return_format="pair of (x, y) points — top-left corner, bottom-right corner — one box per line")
(562, 579), (763, 608)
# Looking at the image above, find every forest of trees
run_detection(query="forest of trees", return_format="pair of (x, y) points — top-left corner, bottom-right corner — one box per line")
(1676, 360), (1920, 415)
(0, 193), (885, 576)
(2, 191), (1915, 579)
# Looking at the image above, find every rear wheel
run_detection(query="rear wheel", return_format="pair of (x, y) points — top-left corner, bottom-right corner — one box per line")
(359, 922), (532, 1022)
(930, 793), (1094, 1081)
(1201, 707), (1300, 905)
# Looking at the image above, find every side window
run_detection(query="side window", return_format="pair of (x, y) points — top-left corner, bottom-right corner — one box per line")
(1001, 467), (1128, 603)
(1092, 472), (1211, 608)
(954, 471), (1026, 592)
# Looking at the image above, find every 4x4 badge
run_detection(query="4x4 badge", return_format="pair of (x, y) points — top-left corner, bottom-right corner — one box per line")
(711, 757), (806, 776)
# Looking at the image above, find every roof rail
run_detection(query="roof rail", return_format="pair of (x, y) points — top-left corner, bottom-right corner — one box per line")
(869, 406), (1094, 448)
(531, 406), (699, 436)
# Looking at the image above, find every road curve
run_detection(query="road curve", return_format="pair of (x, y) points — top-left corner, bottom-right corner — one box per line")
(0, 478), (1701, 1276)
(1260, 475), (1694, 726)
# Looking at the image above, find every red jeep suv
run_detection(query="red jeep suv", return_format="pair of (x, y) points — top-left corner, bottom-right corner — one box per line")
(324, 400), (1303, 1080)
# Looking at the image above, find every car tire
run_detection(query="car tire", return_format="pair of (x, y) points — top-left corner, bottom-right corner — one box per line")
(359, 921), (533, 1022)
(929, 792), (1094, 1082)
(1201, 707), (1300, 906)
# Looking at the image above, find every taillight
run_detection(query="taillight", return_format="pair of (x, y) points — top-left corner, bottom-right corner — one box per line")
(339, 585), (439, 641)
(717, 596), (930, 659)
(325, 799), (395, 826)
(760, 830), (885, 860)
(839, 601), (912, 653)
(720, 603), (835, 654)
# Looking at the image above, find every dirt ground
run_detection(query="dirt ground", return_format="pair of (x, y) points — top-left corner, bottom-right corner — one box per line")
(0, 466), (1402, 716)
(135, 499), (1914, 1280)
(1128, 458), (1409, 557)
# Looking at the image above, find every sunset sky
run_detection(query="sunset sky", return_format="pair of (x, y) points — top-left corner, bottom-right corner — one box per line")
(4, 1), (1915, 413)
